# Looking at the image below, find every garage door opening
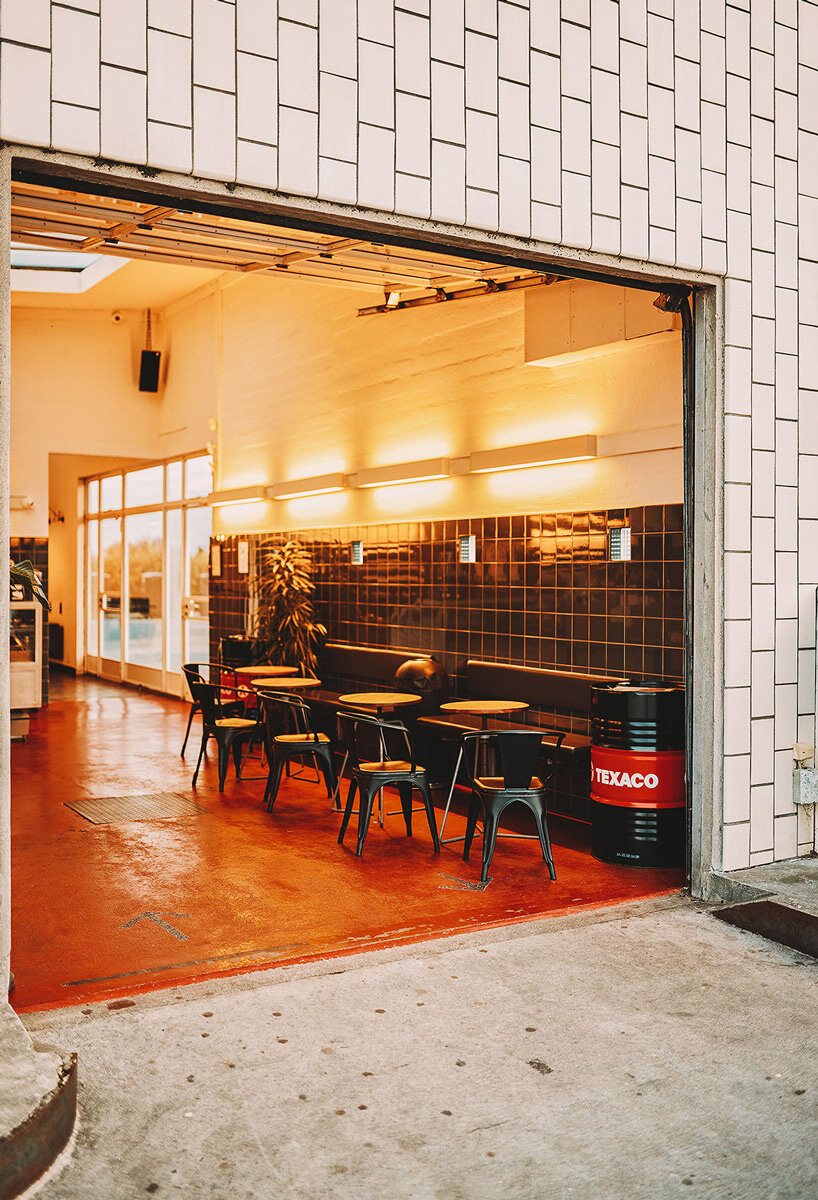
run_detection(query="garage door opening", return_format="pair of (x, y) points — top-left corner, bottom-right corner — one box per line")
(8, 169), (694, 1010)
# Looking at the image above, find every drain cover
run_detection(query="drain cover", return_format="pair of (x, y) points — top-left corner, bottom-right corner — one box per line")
(65, 793), (209, 825)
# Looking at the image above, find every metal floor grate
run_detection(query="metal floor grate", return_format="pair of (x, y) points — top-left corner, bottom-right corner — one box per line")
(65, 793), (209, 825)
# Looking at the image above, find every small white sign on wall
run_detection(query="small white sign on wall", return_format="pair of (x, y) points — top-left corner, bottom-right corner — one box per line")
(210, 543), (221, 577)
(237, 540), (249, 574)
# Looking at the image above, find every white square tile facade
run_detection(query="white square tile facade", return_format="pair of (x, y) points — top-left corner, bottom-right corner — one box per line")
(2, 2), (818, 870)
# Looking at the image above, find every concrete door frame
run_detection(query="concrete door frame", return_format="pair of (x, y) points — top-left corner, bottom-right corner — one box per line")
(0, 148), (724, 992)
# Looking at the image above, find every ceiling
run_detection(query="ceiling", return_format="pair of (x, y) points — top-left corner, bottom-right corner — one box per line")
(10, 180), (548, 310)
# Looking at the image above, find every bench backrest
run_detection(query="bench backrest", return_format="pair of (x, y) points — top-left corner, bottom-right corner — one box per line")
(464, 660), (627, 714)
(321, 642), (438, 686)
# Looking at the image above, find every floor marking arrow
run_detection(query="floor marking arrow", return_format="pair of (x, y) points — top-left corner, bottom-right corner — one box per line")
(121, 912), (191, 941)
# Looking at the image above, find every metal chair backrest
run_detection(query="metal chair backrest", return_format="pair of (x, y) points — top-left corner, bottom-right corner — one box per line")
(338, 710), (415, 772)
(460, 729), (565, 789)
(257, 691), (318, 741)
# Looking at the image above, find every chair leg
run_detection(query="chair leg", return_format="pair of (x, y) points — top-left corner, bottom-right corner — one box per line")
(192, 729), (208, 786)
(217, 738), (232, 791)
(338, 778), (358, 845)
(356, 783), (377, 856)
(265, 755), (288, 812)
(533, 808), (557, 881)
(231, 737), (245, 779)
(398, 781), (413, 836)
(319, 748), (336, 798)
(417, 778), (440, 852)
(479, 808), (501, 884)
(180, 705), (197, 757)
(463, 793), (481, 861)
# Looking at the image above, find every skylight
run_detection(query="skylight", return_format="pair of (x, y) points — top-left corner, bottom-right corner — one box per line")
(11, 241), (128, 293)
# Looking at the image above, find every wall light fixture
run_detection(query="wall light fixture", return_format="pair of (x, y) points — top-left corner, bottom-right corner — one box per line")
(269, 472), (347, 500)
(209, 485), (268, 507)
(351, 457), (451, 489)
(469, 434), (597, 475)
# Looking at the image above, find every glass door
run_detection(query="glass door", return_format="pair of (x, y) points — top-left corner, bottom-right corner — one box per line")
(99, 517), (122, 679)
(124, 510), (164, 689)
(184, 506), (211, 666)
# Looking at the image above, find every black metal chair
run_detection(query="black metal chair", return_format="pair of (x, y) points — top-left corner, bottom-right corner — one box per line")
(180, 662), (242, 756)
(460, 729), (565, 883)
(189, 679), (258, 790)
(258, 691), (336, 812)
(337, 711), (440, 857)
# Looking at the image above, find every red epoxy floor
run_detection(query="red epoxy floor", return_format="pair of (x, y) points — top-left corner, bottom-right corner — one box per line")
(11, 676), (683, 1011)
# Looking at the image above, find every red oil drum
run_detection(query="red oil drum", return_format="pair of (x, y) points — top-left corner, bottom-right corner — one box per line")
(590, 683), (685, 867)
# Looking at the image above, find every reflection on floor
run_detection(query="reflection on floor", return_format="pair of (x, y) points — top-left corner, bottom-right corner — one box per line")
(11, 675), (684, 1011)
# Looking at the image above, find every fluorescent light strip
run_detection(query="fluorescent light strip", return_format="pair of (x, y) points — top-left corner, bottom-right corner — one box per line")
(270, 472), (347, 500)
(469, 435), (597, 475)
(209, 485), (268, 507)
(351, 457), (450, 489)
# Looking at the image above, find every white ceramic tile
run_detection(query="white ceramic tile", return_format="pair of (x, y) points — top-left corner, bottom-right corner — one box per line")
(749, 50), (774, 120)
(592, 142), (619, 218)
(774, 89), (798, 160)
(724, 345), (751, 417)
(530, 51), (560, 129)
(724, 278), (752, 349)
(619, 40), (647, 118)
(149, 0), (190, 37)
(749, 0), (774, 52)
(773, 812), (798, 858)
(751, 583), (776, 651)
(360, 39), (394, 130)
(674, 57), (700, 132)
(236, 0), (275, 58)
(498, 1), (529, 84)
(646, 14), (673, 88)
(774, 220), (798, 289)
(278, 20), (317, 110)
(530, 126), (560, 205)
(465, 0), (497, 36)
(750, 117), (774, 189)
(319, 0), (357, 79)
(799, 523), (818, 585)
(560, 20), (591, 101)
(465, 31), (498, 113)
(395, 9), (430, 96)
(675, 200), (702, 270)
(751, 517), (775, 584)
(722, 753), (751, 823)
(700, 33), (725, 104)
(148, 119), (193, 172)
(797, 647), (816, 713)
(647, 84), (674, 160)
(618, 0), (647, 43)
(562, 0), (590, 23)
(675, 129), (701, 201)
(775, 486), (798, 551)
(465, 109), (498, 190)
(648, 224), (675, 264)
(725, 413), (752, 483)
(726, 142), (750, 213)
(752, 449), (775, 516)
(721, 820), (750, 872)
(561, 98), (590, 175)
(277, 105), (318, 195)
(725, 484), (752, 553)
(101, 0), (146, 72)
(774, 22), (798, 93)
(619, 113), (647, 187)
(751, 316), (775, 385)
(775, 419), (798, 487)
(358, 0), (394, 46)
(529, 1), (559, 54)
(800, 322), (818, 391)
(0, 0), (51, 47)
(751, 648), (775, 716)
(395, 92), (430, 176)
(52, 102), (100, 156)
(280, 0), (315, 21)
(700, 232), (725, 273)
(148, 30), (193, 127)
(750, 723), (775, 789)
(619, 185), (649, 259)
(774, 685), (798, 755)
(431, 61), (464, 143)
(101, 65), (147, 163)
(748, 848), (775, 866)
(750, 184), (775, 252)
(749, 783), (774, 849)
(590, 0), (619, 74)
(801, 66), (818, 145)
(775, 296), (798, 359)
(192, 85), (236, 180)
(590, 68), (619, 147)
(467, 186), (500, 230)
(751, 385), (775, 449)
(431, 0), (464, 65)
(701, 170), (726, 241)
(317, 155), (356, 204)
(357, 123), (395, 209)
(647, 154), (675, 230)
(724, 551), (751, 620)
(560, 170), (592, 249)
(499, 81), (530, 160)
(797, 804), (816, 852)
(799, 393), (818, 455)
(394, 170), (429, 217)
(774, 552), (799, 618)
(798, 585), (816, 651)
(724, 618), (751, 688)
(499, 155), (531, 235)
(798, 455), (818, 518)
(318, 72), (357, 162)
(53, 7), (100, 109)
(726, 73), (750, 146)
(724, 686), (751, 756)
(591, 215), (620, 255)
(431, 140), (466, 223)
(701, 101), (726, 173)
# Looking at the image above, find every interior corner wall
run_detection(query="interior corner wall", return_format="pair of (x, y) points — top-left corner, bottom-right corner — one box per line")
(9, 307), (164, 537)
(161, 273), (684, 538)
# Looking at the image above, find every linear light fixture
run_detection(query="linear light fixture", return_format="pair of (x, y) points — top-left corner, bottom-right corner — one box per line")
(469, 435), (597, 475)
(209, 485), (268, 507)
(351, 457), (450, 489)
(269, 472), (347, 500)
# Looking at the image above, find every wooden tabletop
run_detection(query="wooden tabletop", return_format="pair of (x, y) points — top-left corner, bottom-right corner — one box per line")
(252, 676), (320, 690)
(234, 664), (299, 677)
(338, 692), (422, 710)
(440, 700), (529, 715)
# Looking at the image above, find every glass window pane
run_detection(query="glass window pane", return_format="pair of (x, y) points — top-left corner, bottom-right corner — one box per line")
(125, 465), (163, 508)
(100, 518), (121, 661)
(87, 480), (99, 515)
(166, 461), (182, 502)
(125, 511), (163, 670)
(186, 506), (211, 597)
(100, 475), (122, 512)
(184, 455), (212, 499)
(87, 521), (98, 657)
(167, 510), (182, 674)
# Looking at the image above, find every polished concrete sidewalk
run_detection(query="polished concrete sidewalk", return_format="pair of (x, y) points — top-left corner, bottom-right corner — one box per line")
(21, 894), (818, 1200)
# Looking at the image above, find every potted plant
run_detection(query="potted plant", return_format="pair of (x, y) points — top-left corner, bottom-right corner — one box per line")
(251, 540), (326, 675)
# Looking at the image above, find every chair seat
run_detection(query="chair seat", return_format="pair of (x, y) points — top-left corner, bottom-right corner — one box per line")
(275, 732), (330, 744)
(215, 717), (257, 728)
(475, 775), (546, 791)
(359, 759), (425, 774)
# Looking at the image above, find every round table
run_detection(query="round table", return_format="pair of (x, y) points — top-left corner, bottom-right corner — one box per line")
(251, 676), (321, 690)
(335, 693), (422, 822)
(438, 699), (529, 843)
(234, 664), (300, 679)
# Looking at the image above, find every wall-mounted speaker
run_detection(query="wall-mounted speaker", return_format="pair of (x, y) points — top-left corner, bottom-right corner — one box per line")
(139, 350), (161, 392)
